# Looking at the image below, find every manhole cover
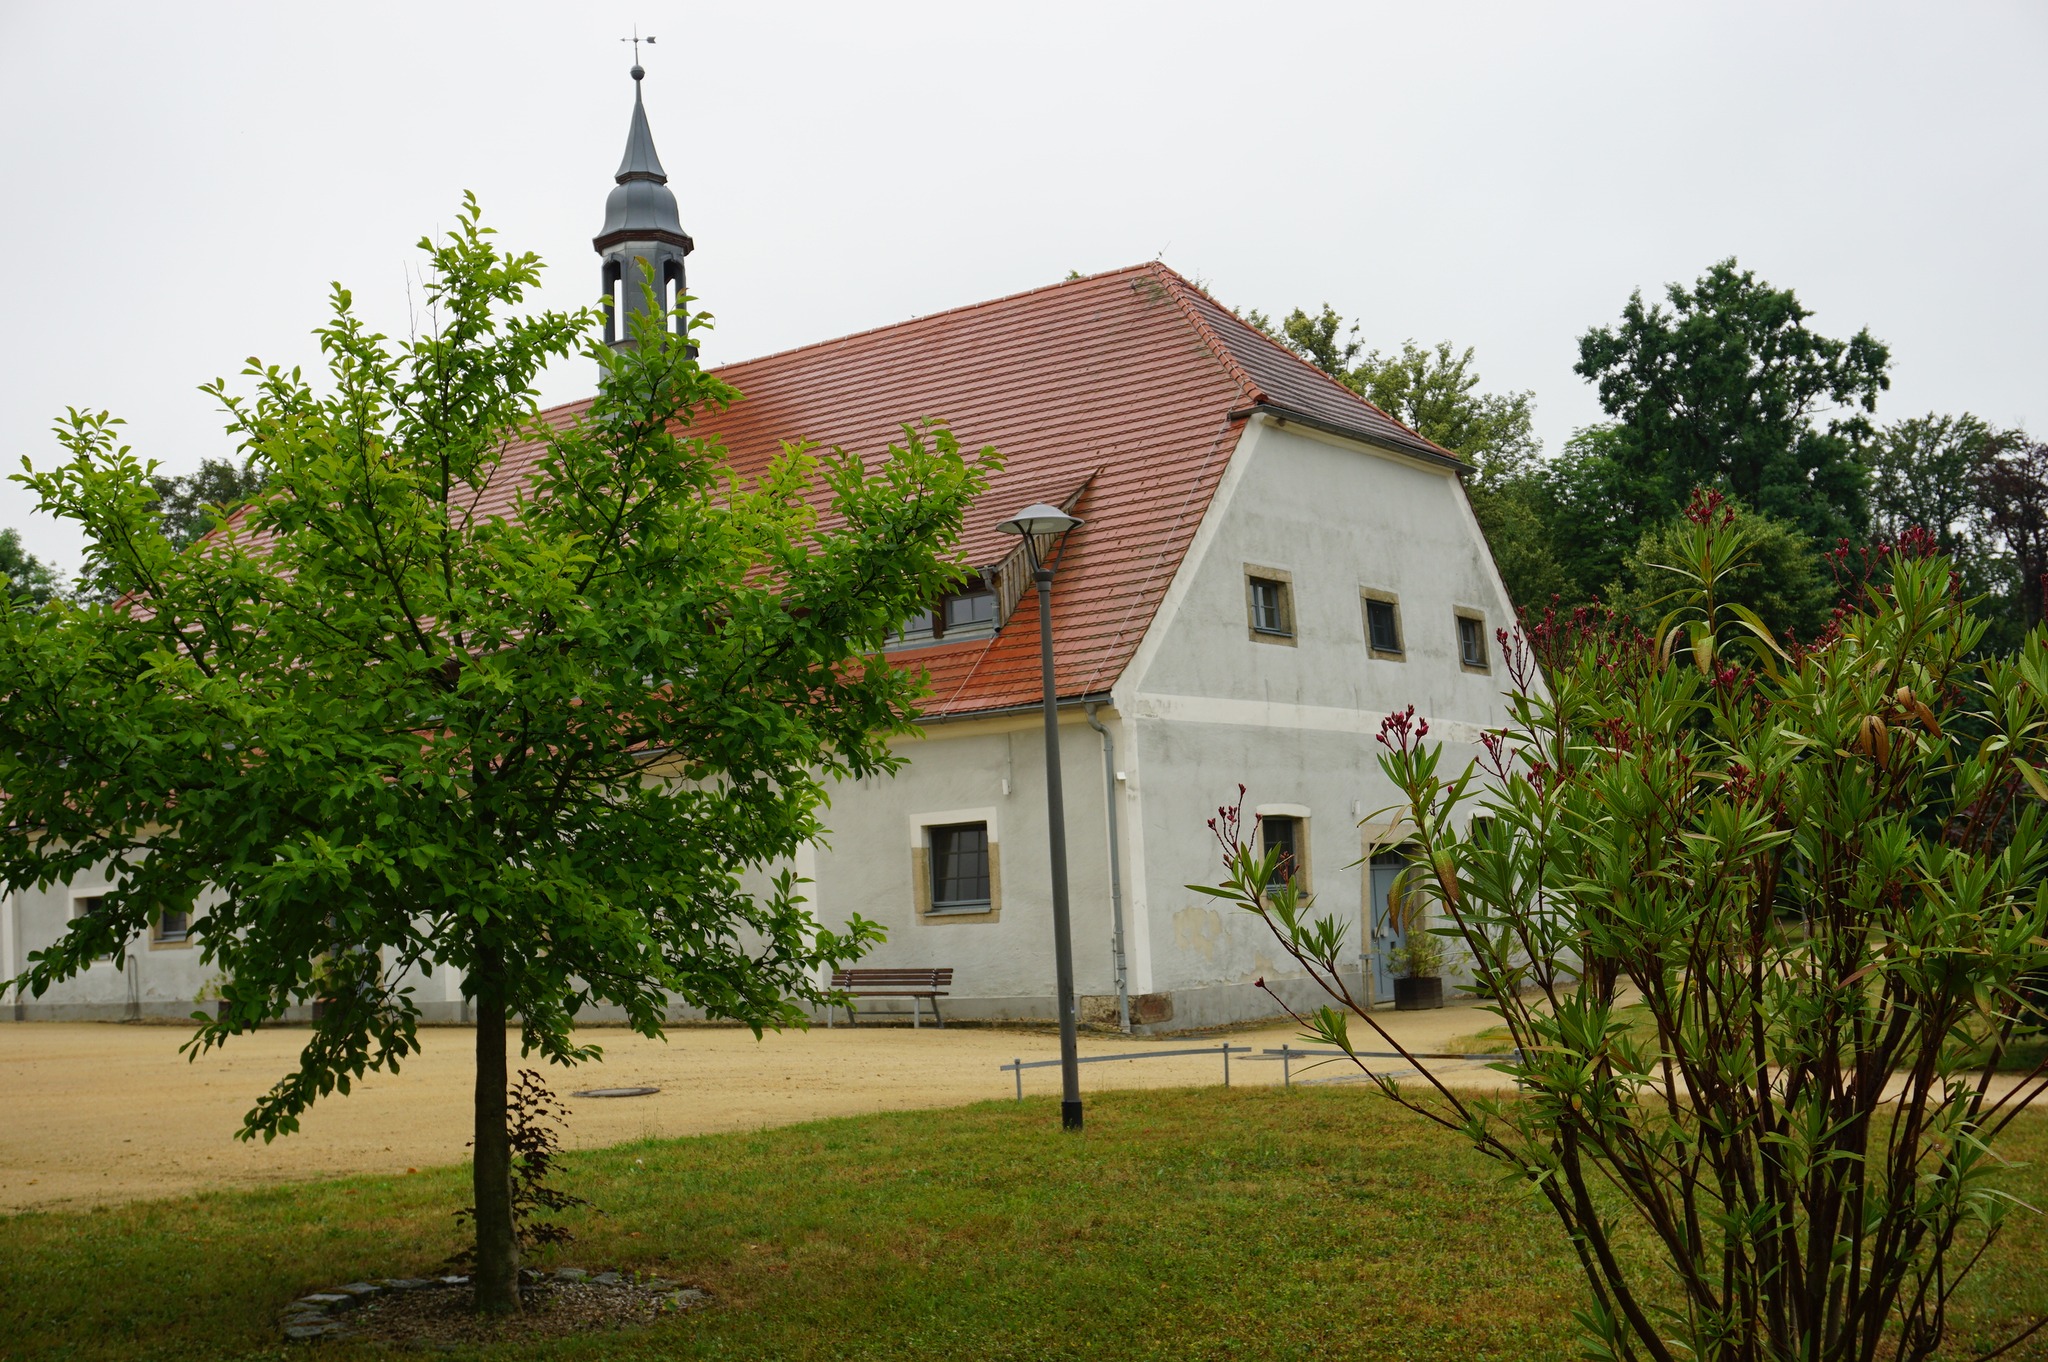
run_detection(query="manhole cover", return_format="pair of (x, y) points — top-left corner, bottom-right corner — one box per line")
(572, 1086), (661, 1099)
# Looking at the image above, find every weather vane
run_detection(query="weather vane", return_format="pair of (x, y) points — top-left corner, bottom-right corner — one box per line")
(621, 26), (657, 73)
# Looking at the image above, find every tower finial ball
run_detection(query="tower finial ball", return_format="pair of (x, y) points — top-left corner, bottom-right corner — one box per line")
(631, 64), (645, 80)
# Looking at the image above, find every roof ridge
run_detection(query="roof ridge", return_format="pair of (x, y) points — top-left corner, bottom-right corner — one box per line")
(701, 263), (1164, 377)
(528, 264), (1443, 467)
(528, 264), (1167, 427)
(1142, 263), (1268, 407)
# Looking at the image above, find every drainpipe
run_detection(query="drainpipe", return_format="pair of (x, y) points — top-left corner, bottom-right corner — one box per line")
(1084, 703), (1131, 1033)
(3, 889), (19, 1022)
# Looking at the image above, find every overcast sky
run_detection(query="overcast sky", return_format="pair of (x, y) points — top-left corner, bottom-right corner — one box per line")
(2, 1), (2042, 574)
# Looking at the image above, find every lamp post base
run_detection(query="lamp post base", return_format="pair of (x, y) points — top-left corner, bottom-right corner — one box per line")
(1061, 1100), (1084, 1131)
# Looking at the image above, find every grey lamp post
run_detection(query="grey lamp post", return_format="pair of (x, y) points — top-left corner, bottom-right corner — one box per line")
(997, 502), (1086, 1132)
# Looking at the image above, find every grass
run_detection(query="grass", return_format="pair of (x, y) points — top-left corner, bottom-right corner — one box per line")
(4, 1088), (2047, 1361)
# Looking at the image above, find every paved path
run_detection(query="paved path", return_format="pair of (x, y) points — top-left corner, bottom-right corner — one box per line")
(0, 1002), (1515, 1211)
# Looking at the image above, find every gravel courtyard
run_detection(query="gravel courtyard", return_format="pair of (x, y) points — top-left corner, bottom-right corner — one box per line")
(0, 1005), (1512, 1212)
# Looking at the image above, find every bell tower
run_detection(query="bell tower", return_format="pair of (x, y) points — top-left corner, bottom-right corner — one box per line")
(594, 58), (692, 349)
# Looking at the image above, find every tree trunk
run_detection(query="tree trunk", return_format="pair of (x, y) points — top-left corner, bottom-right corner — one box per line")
(471, 967), (520, 1315)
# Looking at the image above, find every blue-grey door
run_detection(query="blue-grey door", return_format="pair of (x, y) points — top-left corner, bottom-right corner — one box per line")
(1368, 858), (1409, 1005)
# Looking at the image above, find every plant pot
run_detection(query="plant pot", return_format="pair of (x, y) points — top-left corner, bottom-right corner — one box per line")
(1394, 975), (1443, 1011)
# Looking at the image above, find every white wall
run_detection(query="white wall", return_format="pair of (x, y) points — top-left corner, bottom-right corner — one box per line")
(802, 711), (1130, 1021)
(4, 869), (451, 1023)
(1111, 415), (1521, 1025)
(8, 415), (1526, 1032)
(8, 874), (217, 1021)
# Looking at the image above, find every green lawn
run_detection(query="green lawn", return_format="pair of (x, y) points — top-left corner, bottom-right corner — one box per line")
(5, 1088), (2046, 1361)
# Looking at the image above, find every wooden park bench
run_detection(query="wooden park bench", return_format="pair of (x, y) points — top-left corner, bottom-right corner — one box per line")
(828, 967), (954, 1028)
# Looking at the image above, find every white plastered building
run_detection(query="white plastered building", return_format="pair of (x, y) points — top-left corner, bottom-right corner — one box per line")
(3, 73), (1520, 1031)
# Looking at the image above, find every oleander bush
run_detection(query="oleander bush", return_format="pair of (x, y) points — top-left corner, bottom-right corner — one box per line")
(1201, 492), (2048, 1362)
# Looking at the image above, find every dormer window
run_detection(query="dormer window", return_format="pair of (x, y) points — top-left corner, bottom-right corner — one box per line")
(886, 587), (999, 650)
(944, 590), (996, 633)
(889, 607), (938, 647)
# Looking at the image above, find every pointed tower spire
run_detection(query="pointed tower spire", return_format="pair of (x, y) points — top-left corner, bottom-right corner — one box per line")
(615, 70), (669, 183)
(595, 58), (693, 351)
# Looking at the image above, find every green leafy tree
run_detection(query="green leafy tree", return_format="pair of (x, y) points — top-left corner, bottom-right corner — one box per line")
(1465, 477), (1575, 610)
(0, 528), (61, 605)
(1866, 413), (1995, 551)
(149, 456), (271, 549)
(1267, 303), (1363, 379)
(1199, 499), (2048, 1361)
(0, 201), (994, 1314)
(1350, 339), (1539, 478)
(1575, 258), (1890, 543)
(1867, 413), (2028, 649)
(1974, 432), (2048, 635)
(1611, 494), (1835, 644)
(1500, 424), (1655, 609)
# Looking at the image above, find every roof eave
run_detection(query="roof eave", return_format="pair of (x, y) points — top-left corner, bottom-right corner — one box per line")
(1230, 403), (1470, 474)
(919, 691), (1116, 725)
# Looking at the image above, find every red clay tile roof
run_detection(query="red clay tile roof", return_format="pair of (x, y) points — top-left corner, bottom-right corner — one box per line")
(500, 263), (1455, 718)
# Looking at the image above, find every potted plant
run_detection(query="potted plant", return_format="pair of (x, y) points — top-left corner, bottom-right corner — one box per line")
(1385, 868), (1445, 1009)
(1387, 932), (1445, 1010)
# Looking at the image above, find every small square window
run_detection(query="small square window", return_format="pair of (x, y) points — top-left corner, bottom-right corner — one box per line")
(154, 909), (190, 944)
(1363, 594), (1403, 657)
(72, 895), (107, 921)
(1457, 612), (1490, 671)
(1262, 815), (1302, 890)
(928, 823), (992, 912)
(1247, 574), (1293, 641)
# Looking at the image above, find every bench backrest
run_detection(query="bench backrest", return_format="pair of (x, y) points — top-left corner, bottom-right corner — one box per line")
(832, 967), (954, 989)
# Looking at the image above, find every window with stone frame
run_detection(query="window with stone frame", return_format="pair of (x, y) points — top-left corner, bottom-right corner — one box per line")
(1456, 609), (1491, 672)
(1262, 815), (1303, 890)
(1363, 591), (1404, 658)
(1246, 567), (1296, 643)
(928, 822), (992, 913)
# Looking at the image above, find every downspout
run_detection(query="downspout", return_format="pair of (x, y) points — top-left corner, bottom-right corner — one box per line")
(3, 888), (19, 1022)
(1084, 703), (1131, 1033)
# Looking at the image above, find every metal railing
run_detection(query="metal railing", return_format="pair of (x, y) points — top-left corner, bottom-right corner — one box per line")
(1000, 1043), (1252, 1100)
(1263, 1044), (1520, 1089)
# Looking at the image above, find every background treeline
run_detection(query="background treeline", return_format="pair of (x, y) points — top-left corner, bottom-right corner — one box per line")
(1246, 258), (2044, 653)
(2, 457), (265, 605)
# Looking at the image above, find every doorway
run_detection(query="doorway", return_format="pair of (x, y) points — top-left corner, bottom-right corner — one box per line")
(1367, 850), (1410, 1006)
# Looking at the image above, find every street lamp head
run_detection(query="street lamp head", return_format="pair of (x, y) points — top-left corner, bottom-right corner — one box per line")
(996, 504), (1084, 539)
